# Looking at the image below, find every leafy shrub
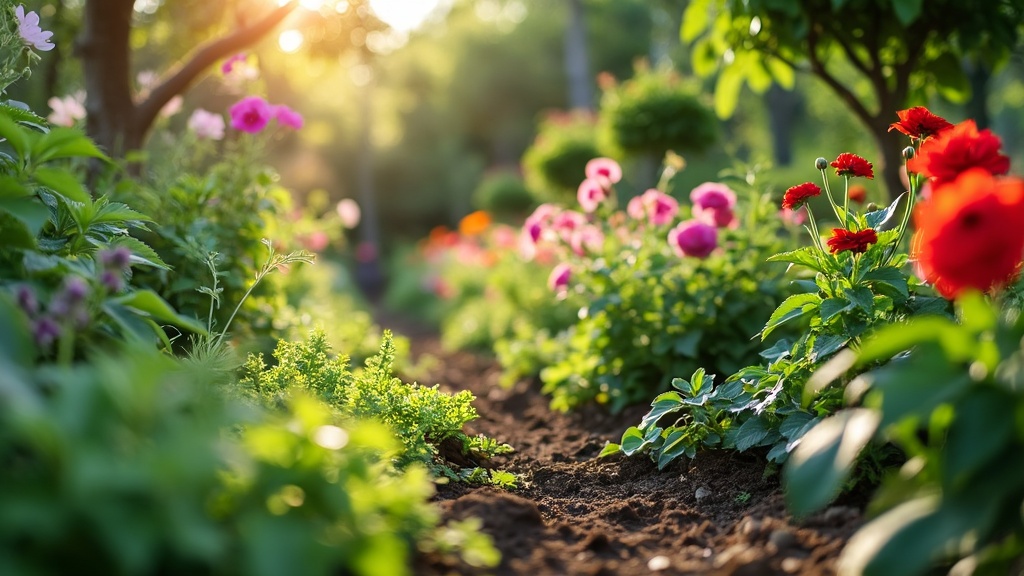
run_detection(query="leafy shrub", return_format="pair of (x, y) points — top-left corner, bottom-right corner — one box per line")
(521, 110), (607, 202)
(519, 159), (797, 412)
(240, 329), (515, 485)
(599, 65), (718, 157)
(471, 169), (535, 217)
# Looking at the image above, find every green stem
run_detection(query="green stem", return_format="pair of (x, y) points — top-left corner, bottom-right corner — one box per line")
(883, 158), (919, 267)
(57, 327), (74, 367)
(843, 177), (851, 230)
(819, 169), (845, 225)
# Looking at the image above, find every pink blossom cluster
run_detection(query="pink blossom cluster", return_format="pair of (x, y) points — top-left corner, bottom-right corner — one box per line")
(228, 96), (304, 134)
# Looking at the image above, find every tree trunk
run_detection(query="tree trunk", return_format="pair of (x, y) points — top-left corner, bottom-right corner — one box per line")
(765, 85), (801, 167)
(966, 59), (991, 130)
(80, 0), (135, 157)
(564, 0), (593, 111)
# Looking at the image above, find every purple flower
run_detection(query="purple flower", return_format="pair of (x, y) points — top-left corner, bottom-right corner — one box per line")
(188, 109), (226, 140)
(33, 316), (61, 347)
(576, 178), (609, 213)
(548, 263), (572, 294)
(229, 96), (272, 134)
(15, 285), (38, 316)
(221, 53), (248, 75)
(273, 105), (304, 130)
(668, 220), (718, 259)
(100, 246), (132, 270)
(100, 270), (124, 293)
(15, 5), (54, 51)
(62, 276), (89, 303)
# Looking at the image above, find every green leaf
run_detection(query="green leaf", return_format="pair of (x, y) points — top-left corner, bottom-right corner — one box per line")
(866, 192), (905, 230)
(863, 267), (909, 299)
(762, 293), (821, 341)
(892, 0), (923, 26)
(107, 236), (170, 269)
(598, 443), (621, 458)
(33, 167), (92, 205)
(91, 202), (152, 224)
(619, 426), (646, 456)
(870, 345), (972, 427)
(820, 297), (853, 323)
(713, 65), (743, 119)
(657, 429), (690, 470)
(784, 408), (880, 516)
(765, 57), (794, 89)
(925, 52), (971, 104)
(0, 211), (36, 249)
(680, 0), (711, 41)
(0, 111), (31, 159)
(673, 329), (702, 357)
(0, 196), (49, 236)
(0, 101), (48, 128)
(941, 387), (1014, 490)
(809, 333), (849, 362)
(845, 286), (874, 313)
(767, 246), (827, 274)
(640, 392), (684, 430)
(32, 128), (108, 164)
(856, 317), (966, 364)
(734, 416), (771, 452)
(112, 289), (206, 334)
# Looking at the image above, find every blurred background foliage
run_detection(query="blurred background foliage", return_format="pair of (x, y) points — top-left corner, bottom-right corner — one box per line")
(9, 0), (1024, 274)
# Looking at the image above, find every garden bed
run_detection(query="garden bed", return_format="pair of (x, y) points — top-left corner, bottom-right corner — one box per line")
(393, 327), (865, 575)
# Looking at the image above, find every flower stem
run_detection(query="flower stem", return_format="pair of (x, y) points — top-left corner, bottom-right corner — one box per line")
(884, 158), (920, 267)
(819, 169), (845, 226)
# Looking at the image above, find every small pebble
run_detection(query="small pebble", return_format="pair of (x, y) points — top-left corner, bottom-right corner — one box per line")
(781, 557), (802, 573)
(768, 529), (797, 550)
(823, 505), (858, 523)
(647, 555), (671, 571)
(695, 486), (712, 501)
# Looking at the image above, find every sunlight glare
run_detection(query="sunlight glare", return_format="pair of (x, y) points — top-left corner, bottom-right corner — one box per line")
(299, 0), (323, 9)
(368, 0), (440, 32)
(278, 29), (304, 53)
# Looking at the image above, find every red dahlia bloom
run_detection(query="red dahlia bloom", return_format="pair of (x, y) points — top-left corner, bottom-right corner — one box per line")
(826, 228), (878, 254)
(907, 119), (1010, 187)
(913, 168), (1024, 300)
(848, 184), (867, 203)
(831, 153), (874, 179)
(888, 107), (953, 140)
(781, 182), (821, 210)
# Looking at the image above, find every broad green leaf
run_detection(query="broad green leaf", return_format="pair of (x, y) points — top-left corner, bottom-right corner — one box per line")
(809, 333), (849, 362)
(778, 411), (817, 440)
(767, 246), (827, 273)
(691, 39), (719, 77)
(113, 289), (206, 334)
(892, 0), (923, 26)
(0, 101), (48, 128)
(0, 111), (31, 159)
(0, 197), (48, 236)
(765, 56), (794, 89)
(713, 65), (743, 119)
(845, 286), (874, 313)
(32, 128), (108, 164)
(619, 426), (646, 455)
(680, 0), (712, 42)
(0, 295), (35, 367)
(598, 443), (621, 458)
(734, 416), (771, 452)
(870, 345), (971, 427)
(820, 297), (853, 323)
(784, 408), (879, 516)
(91, 202), (152, 224)
(0, 211), (36, 248)
(941, 387), (1014, 490)
(673, 329), (702, 357)
(640, 391), (684, 430)
(840, 497), (939, 576)
(866, 192), (905, 230)
(762, 293), (821, 341)
(0, 175), (30, 199)
(103, 301), (162, 344)
(33, 167), (92, 205)
(863, 267), (909, 298)
(107, 236), (170, 269)
(856, 317), (966, 364)
(657, 429), (690, 470)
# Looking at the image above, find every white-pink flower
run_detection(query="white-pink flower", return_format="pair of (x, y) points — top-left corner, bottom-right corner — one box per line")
(570, 225), (605, 256)
(627, 189), (679, 226)
(187, 109), (225, 140)
(160, 95), (183, 118)
(585, 157), (622, 185)
(548, 262), (572, 295)
(336, 198), (361, 229)
(47, 93), (86, 127)
(16, 5), (53, 51)
(577, 178), (609, 213)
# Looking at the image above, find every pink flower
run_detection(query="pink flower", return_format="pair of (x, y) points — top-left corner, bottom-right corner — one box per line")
(577, 178), (609, 213)
(491, 225), (518, 249)
(552, 210), (587, 242)
(548, 263), (572, 294)
(779, 206), (808, 227)
(336, 198), (361, 229)
(160, 95), (183, 118)
(273, 105), (304, 130)
(16, 5), (54, 51)
(221, 53), (248, 75)
(668, 220), (717, 259)
(627, 189), (679, 226)
(187, 109), (226, 140)
(689, 182), (738, 228)
(300, 231), (330, 252)
(47, 93), (86, 127)
(585, 157), (622, 185)
(229, 96), (272, 133)
(570, 225), (604, 255)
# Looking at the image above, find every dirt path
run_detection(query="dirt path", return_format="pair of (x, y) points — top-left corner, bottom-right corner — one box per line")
(386, 323), (863, 575)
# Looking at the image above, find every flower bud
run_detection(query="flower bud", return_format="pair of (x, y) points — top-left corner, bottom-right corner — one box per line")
(902, 146), (915, 160)
(62, 276), (89, 303)
(100, 269), (124, 293)
(15, 285), (38, 316)
(865, 202), (879, 212)
(100, 246), (132, 270)
(33, 316), (61, 348)
(815, 157), (828, 171)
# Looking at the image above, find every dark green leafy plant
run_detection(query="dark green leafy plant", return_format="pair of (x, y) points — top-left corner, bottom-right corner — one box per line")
(240, 328), (515, 485)
(522, 110), (607, 202)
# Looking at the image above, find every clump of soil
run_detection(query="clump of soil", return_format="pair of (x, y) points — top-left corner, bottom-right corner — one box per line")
(394, 328), (863, 575)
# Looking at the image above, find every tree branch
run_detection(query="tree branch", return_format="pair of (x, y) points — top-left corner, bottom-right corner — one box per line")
(134, 1), (299, 136)
(806, 21), (875, 128)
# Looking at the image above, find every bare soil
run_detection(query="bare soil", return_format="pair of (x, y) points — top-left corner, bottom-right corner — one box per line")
(388, 322), (864, 576)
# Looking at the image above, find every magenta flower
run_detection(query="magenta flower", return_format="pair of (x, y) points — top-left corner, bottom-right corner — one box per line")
(16, 5), (54, 51)
(668, 220), (718, 259)
(778, 206), (807, 227)
(690, 182), (738, 228)
(627, 189), (679, 226)
(273, 105), (304, 130)
(548, 263), (572, 294)
(229, 96), (272, 133)
(570, 225), (605, 256)
(552, 209), (587, 242)
(577, 178), (609, 213)
(188, 109), (226, 140)
(585, 157), (622, 185)
(221, 53), (248, 75)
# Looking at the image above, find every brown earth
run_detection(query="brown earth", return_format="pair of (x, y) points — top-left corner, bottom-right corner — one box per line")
(387, 321), (864, 576)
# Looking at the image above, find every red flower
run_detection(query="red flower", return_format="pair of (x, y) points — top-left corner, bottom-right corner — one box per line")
(831, 153), (874, 179)
(907, 119), (1010, 186)
(826, 228), (878, 254)
(781, 182), (821, 210)
(888, 107), (953, 140)
(848, 184), (867, 204)
(913, 168), (1024, 300)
